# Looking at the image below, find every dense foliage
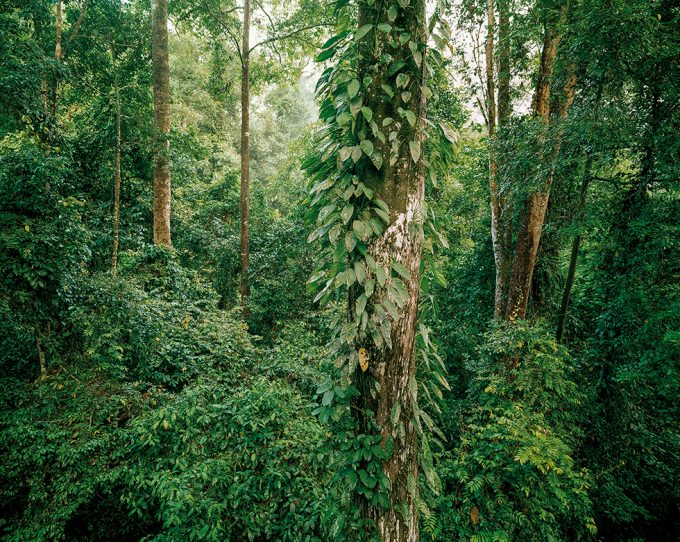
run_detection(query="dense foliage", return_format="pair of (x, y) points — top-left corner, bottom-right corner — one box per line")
(0, 0), (678, 540)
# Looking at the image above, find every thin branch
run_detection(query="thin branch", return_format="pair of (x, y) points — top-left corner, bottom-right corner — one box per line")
(250, 23), (332, 53)
(63, 0), (89, 55)
(253, 0), (283, 63)
(201, 0), (243, 64)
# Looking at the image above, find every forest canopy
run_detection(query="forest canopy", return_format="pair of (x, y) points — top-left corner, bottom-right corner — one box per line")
(0, 0), (678, 541)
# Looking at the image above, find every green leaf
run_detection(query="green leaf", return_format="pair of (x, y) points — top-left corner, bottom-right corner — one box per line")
(341, 204), (354, 224)
(409, 140), (421, 162)
(337, 111), (352, 125)
(364, 278), (375, 297)
(360, 139), (374, 156)
(355, 24), (374, 42)
(382, 117), (394, 127)
(383, 298), (399, 319)
(377, 23), (391, 33)
(316, 48), (336, 62)
(376, 265), (387, 286)
(413, 51), (422, 68)
(361, 106), (373, 122)
(388, 4), (399, 21)
(355, 261), (366, 283)
(401, 91), (412, 102)
(353, 219), (368, 239)
(374, 207), (390, 223)
(388, 60), (406, 76)
(404, 110), (417, 127)
(351, 146), (362, 162)
(365, 253), (377, 271)
(381, 84), (394, 98)
(346, 231), (357, 252)
(396, 73), (410, 88)
(371, 153), (383, 170)
(320, 30), (350, 50)
(356, 294), (367, 317)
(347, 79), (360, 99)
(392, 259), (411, 279)
(375, 199), (390, 214)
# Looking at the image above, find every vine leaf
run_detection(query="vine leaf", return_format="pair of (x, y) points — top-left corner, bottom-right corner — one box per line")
(341, 204), (354, 224)
(360, 139), (374, 156)
(359, 347), (369, 372)
(376, 265), (387, 286)
(348, 79), (360, 99)
(409, 140), (421, 162)
(392, 259), (412, 280)
(356, 293), (367, 317)
(355, 24), (373, 42)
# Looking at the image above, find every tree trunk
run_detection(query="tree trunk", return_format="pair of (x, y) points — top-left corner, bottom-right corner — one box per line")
(151, 0), (172, 246)
(50, 0), (63, 117)
(487, 0), (513, 318)
(112, 70), (122, 275)
(36, 330), (46, 378)
(497, 0), (511, 127)
(555, 84), (603, 341)
(504, 12), (574, 321)
(555, 163), (588, 342)
(240, 0), (251, 315)
(353, 1), (427, 539)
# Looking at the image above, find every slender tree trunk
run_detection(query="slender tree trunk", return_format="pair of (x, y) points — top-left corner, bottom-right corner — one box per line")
(555, 159), (590, 341)
(112, 70), (122, 275)
(486, 0), (508, 319)
(504, 12), (574, 321)
(239, 0), (251, 315)
(151, 0), (172, 246)
(352, 1), (427, 539)
(555, 84), (603, 341)
(36, 330), (46, 378)
(497, 0), (511, 127)
(491, 0), (513, 317)
(50, 0), (63, 117)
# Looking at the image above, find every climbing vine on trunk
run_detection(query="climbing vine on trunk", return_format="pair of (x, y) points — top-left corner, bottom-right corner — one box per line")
(304, 0), (452, 539)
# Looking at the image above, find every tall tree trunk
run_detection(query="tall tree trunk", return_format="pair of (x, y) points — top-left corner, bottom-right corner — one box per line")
(151, 0), (172, 246)
(504, 12), (574, 321)
(497, 0), (511, 127)
(353, 1), (427, 539)
(486, 0), (509, 319)
(112, 69), (122, 275)
(490, 0), (512, 318)
(50, 0), (63, 117)
(240, 0), (251, 314)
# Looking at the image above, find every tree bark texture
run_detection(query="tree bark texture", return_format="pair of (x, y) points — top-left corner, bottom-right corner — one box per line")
(50, 0), (63, 117)
(486, 0), (505, 318)
(240, 0), (251, 313)
(151, 0), (172, 246)
(486, 0), (513, 318)
(504, 10), (574, 321)
(112, 70), (122, 275)
(497, 0), (511, 127)
(354, 0), (427, 539)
